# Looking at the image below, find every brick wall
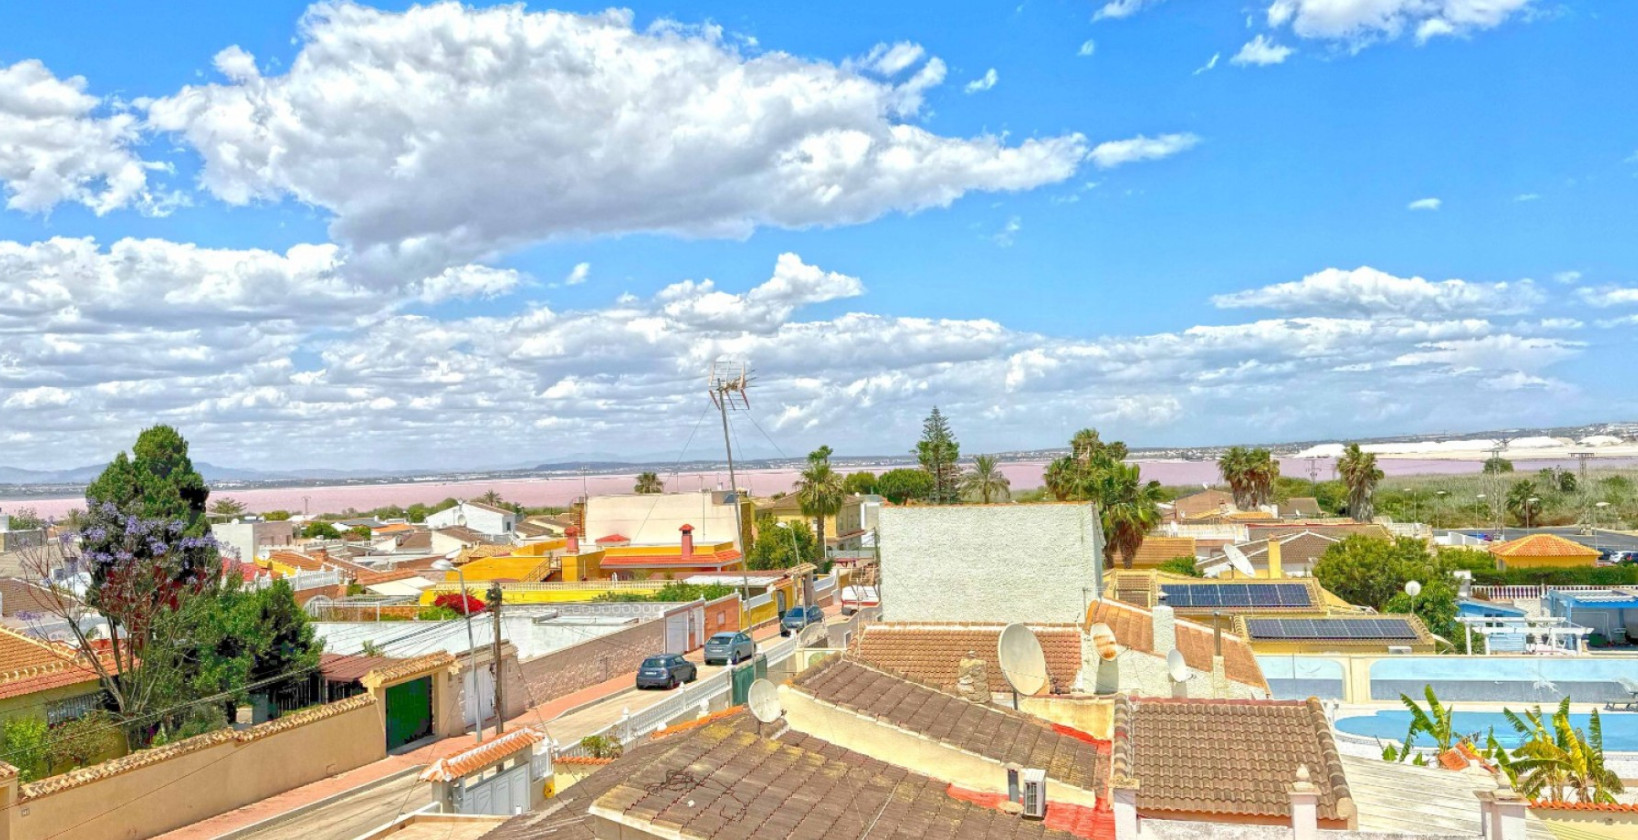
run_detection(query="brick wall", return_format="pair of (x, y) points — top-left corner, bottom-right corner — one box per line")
(700, 595), (739, 637)
(515, 618), (665, 703)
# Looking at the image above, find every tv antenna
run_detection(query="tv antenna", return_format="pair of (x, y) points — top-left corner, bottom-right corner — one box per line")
(747, 679), (782, 732)
(1222, 543), (1255, 578)
(707, 359), (752, 542)
(997, 623), (1049, 702)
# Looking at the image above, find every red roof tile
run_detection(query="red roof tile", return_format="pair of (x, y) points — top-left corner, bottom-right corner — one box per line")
(1489, 533), (1600, 558)
(420, 728), (545, 781)
(852, 622), (1084, 695)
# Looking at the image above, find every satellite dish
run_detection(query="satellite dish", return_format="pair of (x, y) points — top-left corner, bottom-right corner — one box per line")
(1223, 544), (1255, 577)
(997, 623), (1050, 697)
(1167, 649), (1188, 683)
(1087, 623), (1118, 661)
(747, 679), (782, 724)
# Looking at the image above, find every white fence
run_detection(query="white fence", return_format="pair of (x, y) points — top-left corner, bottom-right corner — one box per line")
(252, 569), (342, 592)
(1470, 584), (1611, 602)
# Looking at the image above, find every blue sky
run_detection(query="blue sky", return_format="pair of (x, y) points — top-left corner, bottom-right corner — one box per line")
(1, 0), (1635, 471)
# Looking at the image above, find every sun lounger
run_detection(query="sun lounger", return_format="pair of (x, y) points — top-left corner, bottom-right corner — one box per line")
(1607, 677), (1638, 711)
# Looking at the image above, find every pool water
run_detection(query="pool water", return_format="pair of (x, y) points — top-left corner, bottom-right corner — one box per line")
(1335, 710), (1638, 752)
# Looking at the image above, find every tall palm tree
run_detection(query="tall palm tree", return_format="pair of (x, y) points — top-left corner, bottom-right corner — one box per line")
(634, 472), (664, 494)
(1337, 443), (1383, 523)
(1248, 448), (1280, 507)
(960, 455), (1011, 503)
(1091, 461), (1164, 569)
(1044, 456), (1078, 501)
(795, 447), (844, 558)
(1217, 446), (1254, 508)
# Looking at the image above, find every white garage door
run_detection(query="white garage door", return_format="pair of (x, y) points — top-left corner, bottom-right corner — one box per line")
(665, 612), (688, 654)
(464, 665), (495, 725)
(463, 762), (531, 815)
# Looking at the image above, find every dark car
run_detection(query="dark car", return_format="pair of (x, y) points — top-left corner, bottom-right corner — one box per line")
(635, 653), (697, 689)
(780, 605), (825, 636)
(703, 632), (755, 665)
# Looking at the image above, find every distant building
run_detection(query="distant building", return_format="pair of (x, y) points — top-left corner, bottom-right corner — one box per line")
(210, 518), (296, 563)
(0, 625), (114, 728)
(1488, 533), (1600, 570)
(583, 491), (751, 550)
(424, 501), (518, 539)
(877, 502), (1103, 624)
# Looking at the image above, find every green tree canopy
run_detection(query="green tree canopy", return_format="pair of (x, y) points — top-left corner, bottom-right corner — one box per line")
(301, 521), (343, 539)
(1483, 456), (1514, 474)
(877, 468), (935, 505)
(634, 472), (664, 494)
(914, 407), (961, 504)
(795, 447), (844, 552)
(1338, 443), (1384, 522)
(746, 514), (821, 570)
(86, 424), (212, 537)
(841, 471), (878, 496)
(960, 455), (1011, 504)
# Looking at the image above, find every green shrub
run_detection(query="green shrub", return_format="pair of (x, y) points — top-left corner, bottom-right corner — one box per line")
(1157, 556), (1203, 577)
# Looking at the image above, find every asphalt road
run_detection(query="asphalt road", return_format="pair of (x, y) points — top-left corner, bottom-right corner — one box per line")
(231, 771), (430, 840)
(1437, 526), (1638, 553)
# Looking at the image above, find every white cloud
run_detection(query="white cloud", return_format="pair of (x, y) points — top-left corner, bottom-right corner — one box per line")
(418, 265), (521, 303)
(1194, 53), (1221, 75)
(964, 68), (999, 94)
(862, 42), (925, 76)
(1212, 266), (1544, 317)
(1552, 271), (1580, 285)
(1231, 35), (1293, 66)
(1514, 193), (1540, 202)
(0, 60), (155, 215)
(1094, 0), (1164, 21)
(565, 262), (591, 286)
(1078, 40), (1097, 57)
(0, 245), (1594, 470)
(993, 216), (1022, 247)
(1087, 132), (1200, 169)
(145, 3), (1085, 280)
(1579, 286), (1638, 308)
(1266, 0), (1535, 49)
(1407, 197), (1442, 211)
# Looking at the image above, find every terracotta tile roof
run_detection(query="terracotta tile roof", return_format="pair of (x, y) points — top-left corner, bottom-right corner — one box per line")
(436, 525), (494, 545)
(852, 622), (1084, 695)
(1489, 533), (1600, 558)
(1171, 490), (1232, 520)
(319, 652), (396, 683)
(596, 721), (1081, 840)
(1085, 599), (1267, 691)
(0, 578), (71, 617)
(1110, 696), (1353, 823)
(267, 550), (326, 573)
(0, 626), (106, 701)
(946, 786), (1113, 840)
(790, 656), (1109, 791)
(363, 652), (457, 687)
(1285, 497), (1323, 517)
(1529, 800), (1638, 812)
(375, 523), (416, 534)
(421, 728), (545, 781)
(394, 531), (433, 550)
(594, 533), (630, 544)
(1128, 537), (1198, 568)
(599, 549), (742, 569)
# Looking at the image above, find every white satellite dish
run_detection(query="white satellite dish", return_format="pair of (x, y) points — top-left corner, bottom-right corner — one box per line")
(1223, 544), (1255, 577)
(747, 679), (782, 724)
(997, 623), (1050, 697)
(1166, 649), (1188, 683)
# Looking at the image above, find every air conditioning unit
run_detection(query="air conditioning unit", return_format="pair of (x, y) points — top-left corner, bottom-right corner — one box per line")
(1020, 768), (1047, 819)
(1387, 645), (1412, 655)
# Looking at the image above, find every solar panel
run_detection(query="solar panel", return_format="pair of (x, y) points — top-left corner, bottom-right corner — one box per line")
(1273, 584), (1311, 607)
(1219, 586), (1253, 607)
(1249, 586), (1282, 607)
(1245, 617), (1418, 641)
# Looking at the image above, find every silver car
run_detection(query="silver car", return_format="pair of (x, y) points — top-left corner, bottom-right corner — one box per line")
(703, 631), (754, 665)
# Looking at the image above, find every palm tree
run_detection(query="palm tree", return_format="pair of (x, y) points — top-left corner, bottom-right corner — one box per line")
(1217, 446), (1254, 508)
(795, 447), (844, 558)
(960, 455), (1011, 503)
(634, 472), (664, 494)
(1043, 456), (1078, 501)
(1091, 462), (1164, 569)
(1337, 443), (1383, 523)
(1505, 699), (1624, 804)
(1248, 448), (1279, 507)
(1506, 479), (1540, 526)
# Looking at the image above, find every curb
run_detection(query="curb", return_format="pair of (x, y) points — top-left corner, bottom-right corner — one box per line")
(211, 764), (425, 840)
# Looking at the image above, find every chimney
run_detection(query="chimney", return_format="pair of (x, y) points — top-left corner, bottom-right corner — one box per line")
(565, 526), (579, 554)
(680, 524), (695, 560)
(1152, 594), (1176, 658)
(1267, 537), (1283, 579)
(1111, 780), (1140, 839)
(1288, 765), (1319, 840)
(1476, 788), (1528, 840)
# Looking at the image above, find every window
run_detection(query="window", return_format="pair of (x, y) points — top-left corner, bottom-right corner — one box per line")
(47, 692), (103, 725)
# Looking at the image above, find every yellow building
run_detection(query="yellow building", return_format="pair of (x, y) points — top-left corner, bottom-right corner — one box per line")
(0, 627), (116, 754)
(1488, 533), (1600, 570)
(755, 494), (840, 538)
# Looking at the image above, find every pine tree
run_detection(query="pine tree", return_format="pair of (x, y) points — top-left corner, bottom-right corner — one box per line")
(914, 408), (961, 504)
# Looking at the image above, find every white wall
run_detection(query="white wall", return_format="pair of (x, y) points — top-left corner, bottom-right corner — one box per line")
(211, 520), (296, 563)
(425, 502), (515, 537)
(877, 503), (1104, 624)
(584, 492), (742, 547)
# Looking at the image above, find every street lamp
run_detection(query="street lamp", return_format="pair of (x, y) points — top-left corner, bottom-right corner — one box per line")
(1404, 580), (1422, 622)
(432, 558), (483, 745)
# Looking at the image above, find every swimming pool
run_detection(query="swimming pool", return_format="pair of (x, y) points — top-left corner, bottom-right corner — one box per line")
(1335, 709), (1638, 752)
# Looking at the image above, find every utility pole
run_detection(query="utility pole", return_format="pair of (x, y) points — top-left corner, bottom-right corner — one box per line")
(708, 359), (752, 629)
(489, 581), (505, 737)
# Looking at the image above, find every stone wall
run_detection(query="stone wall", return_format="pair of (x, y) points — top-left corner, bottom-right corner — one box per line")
(515, 618), (666, 702)
(0, 695), (383, 840)
(878, 503), (1104, 624)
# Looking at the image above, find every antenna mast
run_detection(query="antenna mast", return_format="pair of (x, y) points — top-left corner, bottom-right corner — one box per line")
(708, 359), (752, 548)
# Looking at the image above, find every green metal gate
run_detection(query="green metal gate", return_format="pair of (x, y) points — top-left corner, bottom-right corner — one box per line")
(384, 676), (433, 750)
(730, 654), (768, 705)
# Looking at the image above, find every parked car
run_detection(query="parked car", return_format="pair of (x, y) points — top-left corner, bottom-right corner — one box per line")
(781, 605), (825, 636)
(635, 653), (697, 690)
(703, 631), (755, 665)
(838, 585), (880, 616)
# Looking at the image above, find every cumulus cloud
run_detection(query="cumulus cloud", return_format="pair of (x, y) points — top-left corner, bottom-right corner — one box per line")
(1266, 0), (1535, 49)
(1408, 197), (1442, 211)
(565, 262), (591, 286)
(0, 60), (155, 215)
(1552, 270), (1580, 284)
(1231, 35), (1294, 66)
(964, 68), (999, 94)
(1094, 0), (1165, 21)
(144, 2), (1086, 280)
(417, 265), (522, 303)
(0, 242), (1590, 470)
(1087, 132), (1200, 169)
(1212, 266), (1544, 317)
(1078, 40), (1097, 57)
(1579, 286), (1638, 308)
